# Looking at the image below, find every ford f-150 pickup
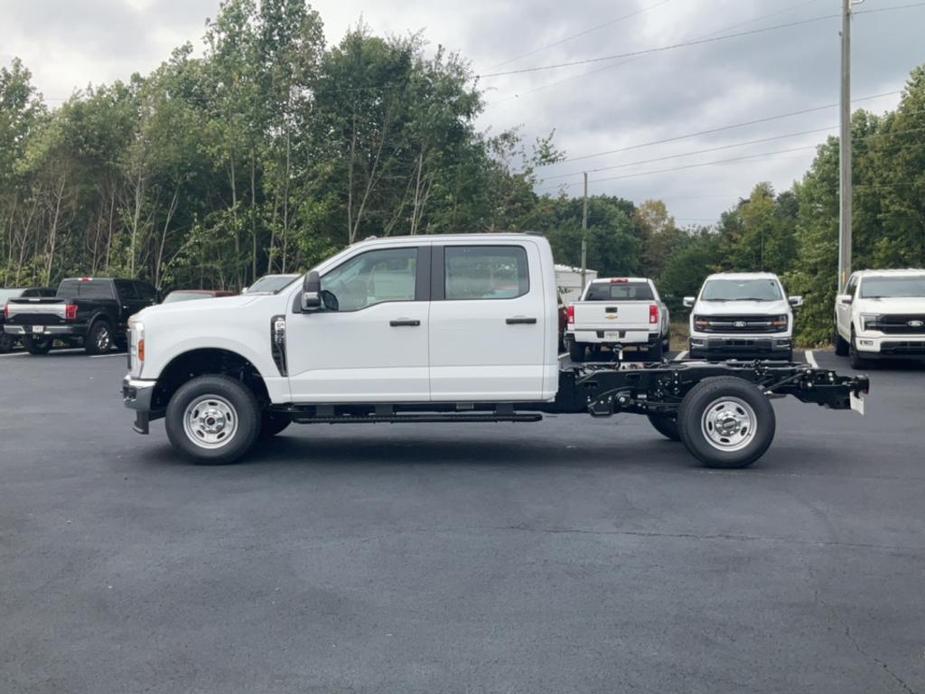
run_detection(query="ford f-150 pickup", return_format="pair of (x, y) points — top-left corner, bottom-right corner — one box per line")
(4, 277), (158, 354)
(122, 234), (867, 469)
(834, 268), (925, 367)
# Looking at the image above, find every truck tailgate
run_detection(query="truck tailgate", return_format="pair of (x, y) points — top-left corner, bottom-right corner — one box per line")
(5, 299), (68, 325)
(572, 302), (651, 330)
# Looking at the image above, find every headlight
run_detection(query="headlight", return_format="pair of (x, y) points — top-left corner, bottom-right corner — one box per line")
(770, 315), (788, 331)
(859, 314), (880, 332)
(129, 319), (145, 362)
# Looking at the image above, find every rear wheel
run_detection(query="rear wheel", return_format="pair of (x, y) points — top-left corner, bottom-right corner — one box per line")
(0, 332), (14, 354)
(677, 377), (776, 469)
(165, 375), (260, 464)
(647, 413), (680, 441)
(85, 320), (113, 355)
(647, 340), (664, 362)
(23, 335), (52, 355)
(568, 339), (586, 363)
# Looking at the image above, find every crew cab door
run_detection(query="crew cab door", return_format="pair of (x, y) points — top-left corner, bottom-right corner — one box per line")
(428, 242), (548, 401)
(286, 245), (431, 403)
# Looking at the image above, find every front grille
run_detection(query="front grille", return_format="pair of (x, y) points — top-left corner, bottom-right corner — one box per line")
(872, 315), (925, 335)
(695, 315), (786, 333)
(881, 341), (925, 355)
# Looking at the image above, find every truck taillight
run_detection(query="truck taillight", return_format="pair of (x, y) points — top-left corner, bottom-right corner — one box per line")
(567, 305), (575, 325)
(65, 304), (78, 321)
(649, 304), (659, 324)
(137, 339), (145, 362)
(3, 304), (8, 319)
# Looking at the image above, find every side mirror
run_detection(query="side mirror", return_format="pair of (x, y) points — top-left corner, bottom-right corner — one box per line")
(683, 296), (695, 308)
(301, 271), (322, 311)
(838, 293), (853, 305)
(788, 295), (804, 308)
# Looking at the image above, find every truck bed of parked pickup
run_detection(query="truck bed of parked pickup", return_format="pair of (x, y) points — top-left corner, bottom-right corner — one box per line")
(120, 234), (868, 469)
(5, 277), (158, 355)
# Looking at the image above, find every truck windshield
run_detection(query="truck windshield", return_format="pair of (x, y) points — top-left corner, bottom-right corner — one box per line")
(860, 276), (925, 298)
(56, 280), (114, 299)
(701, 279), (782, 302)
(585, 281), (654, 301)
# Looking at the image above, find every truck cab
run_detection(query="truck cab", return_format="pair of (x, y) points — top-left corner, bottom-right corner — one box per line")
(685, 272), (801, 362)
(834, 269), (925, 367)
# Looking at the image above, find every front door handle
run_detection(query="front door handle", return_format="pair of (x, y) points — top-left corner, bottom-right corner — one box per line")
(389, 319), (421, 327)
(506, 317), (537, 325)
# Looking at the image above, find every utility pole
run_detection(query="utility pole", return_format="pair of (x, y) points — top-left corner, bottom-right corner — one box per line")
(838, 0), (856, 292)
(580, 172), (588, 289)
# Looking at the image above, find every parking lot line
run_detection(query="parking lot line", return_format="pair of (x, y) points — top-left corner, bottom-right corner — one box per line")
(674, 350), (688, 361)
(0, 352), (29, 358)
(90, 353), (126, 359)
(805, 350), (819, 368)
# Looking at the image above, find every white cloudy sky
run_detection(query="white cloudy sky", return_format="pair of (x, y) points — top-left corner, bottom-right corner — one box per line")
(1, 0), (922, 223)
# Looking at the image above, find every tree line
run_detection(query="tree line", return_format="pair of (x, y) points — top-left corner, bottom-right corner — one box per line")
(1, 0), (923, 344)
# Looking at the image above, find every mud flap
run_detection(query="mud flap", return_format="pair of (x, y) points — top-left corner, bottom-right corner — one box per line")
(850, 390), (865, 415)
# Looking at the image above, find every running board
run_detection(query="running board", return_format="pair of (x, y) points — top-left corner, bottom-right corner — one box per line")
(289, 413), (543, 424)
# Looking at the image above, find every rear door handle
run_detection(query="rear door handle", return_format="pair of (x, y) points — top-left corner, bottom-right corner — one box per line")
(506, 317), (537, 325)
(389, 319), (421, 327)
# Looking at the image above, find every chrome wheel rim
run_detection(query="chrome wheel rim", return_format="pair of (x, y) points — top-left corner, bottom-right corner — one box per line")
(183, 395), (238, 449)
(700, 396), (757, 452)
(96, 326), (111, 351)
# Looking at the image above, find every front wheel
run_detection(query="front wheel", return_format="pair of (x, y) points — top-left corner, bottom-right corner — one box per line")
(848, 330), (869, 370)
(165, 375), (260, 464)
(23, 335), (52, 355)
(677, 377), (776, 469)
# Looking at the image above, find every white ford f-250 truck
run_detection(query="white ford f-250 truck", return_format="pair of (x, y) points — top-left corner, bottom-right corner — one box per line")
(122, 234), (867, 469)
(834, 269), (925, 368)
(565, 277), (670, 362)
(685, 272), (802, 362)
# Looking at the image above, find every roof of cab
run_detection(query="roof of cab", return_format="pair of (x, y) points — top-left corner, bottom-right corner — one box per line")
(350, 232), (541, 248)
(853, 268), (925, 277)
(704, 272), (781, 280)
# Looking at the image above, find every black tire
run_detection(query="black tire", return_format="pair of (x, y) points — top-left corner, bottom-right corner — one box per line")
(677, 376), (776, 469)
(568, 339), (586, 363)
(0, 332), (14, 354)
(647, 341), (664, 362)
(848, 329), (868, 370)
(85, 320), (113, 355)
(23, 335), (52, 355)
(834, 329), (849, 356)
(647, 413), (681, 441)
(165, 375), (260, 464)
(259, 411), (292, 440)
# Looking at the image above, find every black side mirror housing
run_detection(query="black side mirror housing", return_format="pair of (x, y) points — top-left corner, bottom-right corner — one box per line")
(301, 271), (322, 311)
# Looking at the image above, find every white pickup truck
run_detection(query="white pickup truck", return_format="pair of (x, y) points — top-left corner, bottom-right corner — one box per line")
(565, 277), (670, 362)
(834, 269), (925, 367)
(685, 272), (801, 362)
(122, 234), (867, 469)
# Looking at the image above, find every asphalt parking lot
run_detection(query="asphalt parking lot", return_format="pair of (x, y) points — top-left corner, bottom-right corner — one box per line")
(1, 349), (924, 694)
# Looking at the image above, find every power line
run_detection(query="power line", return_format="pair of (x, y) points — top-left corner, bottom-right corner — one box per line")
(854, 1), (925, 16)
(478, 14), (840, 78)
(558, 90), (900, 164)
(489, 0), (672, 70)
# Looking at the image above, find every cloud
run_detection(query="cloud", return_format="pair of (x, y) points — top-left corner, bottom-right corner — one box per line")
(0, 0), (920, 222)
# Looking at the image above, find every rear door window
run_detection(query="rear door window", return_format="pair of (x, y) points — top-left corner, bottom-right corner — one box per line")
(444, 246), (529, 300)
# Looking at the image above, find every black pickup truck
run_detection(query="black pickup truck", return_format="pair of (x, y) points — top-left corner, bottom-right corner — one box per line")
(3, 278), (158, 355)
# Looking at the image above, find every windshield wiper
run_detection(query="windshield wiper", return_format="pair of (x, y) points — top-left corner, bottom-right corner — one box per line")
(732, 297), (776, 301)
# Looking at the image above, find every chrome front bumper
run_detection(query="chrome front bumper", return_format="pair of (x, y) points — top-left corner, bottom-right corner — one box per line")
(122, 376), (158, 434)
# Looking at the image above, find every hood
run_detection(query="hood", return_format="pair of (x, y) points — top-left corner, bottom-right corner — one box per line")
(135, 294), (260, 321)
(694, 299), (790, 316)
(854, 297), (925, 314)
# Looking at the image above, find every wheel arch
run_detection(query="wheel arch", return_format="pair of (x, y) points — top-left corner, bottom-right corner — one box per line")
(152, 347), (270, 412)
